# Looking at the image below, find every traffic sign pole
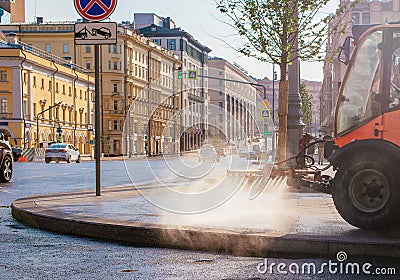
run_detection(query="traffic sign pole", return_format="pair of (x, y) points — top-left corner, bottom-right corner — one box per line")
(95, 45), (101, 196)
(74, 0), (118, 196)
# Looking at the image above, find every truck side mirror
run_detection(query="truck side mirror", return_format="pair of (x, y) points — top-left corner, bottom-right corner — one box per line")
(338, 36), (354, 65)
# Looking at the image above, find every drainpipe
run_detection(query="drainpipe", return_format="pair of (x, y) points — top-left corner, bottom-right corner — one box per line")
(20, 49), (27, 148)
(73, 67), (78, 146)
(147, 49), (152, 157)
(51, 60), (58, 142)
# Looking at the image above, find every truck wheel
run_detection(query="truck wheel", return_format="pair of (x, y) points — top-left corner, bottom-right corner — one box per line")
(332, 157), (399, 230)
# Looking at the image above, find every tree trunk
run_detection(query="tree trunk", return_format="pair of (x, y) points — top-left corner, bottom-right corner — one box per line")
(277, 79), (288, 163)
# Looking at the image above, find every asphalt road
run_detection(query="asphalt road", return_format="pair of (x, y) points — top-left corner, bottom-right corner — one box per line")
(1, 160), (399, 279)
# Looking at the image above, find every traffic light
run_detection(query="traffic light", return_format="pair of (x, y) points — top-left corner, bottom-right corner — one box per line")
(177, 67), (183, 79)
(263, 123), (269, 137)
(58, 134), (62, 143)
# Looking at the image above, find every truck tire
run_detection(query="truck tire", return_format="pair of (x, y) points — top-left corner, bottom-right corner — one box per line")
(332, 156), (399, 230)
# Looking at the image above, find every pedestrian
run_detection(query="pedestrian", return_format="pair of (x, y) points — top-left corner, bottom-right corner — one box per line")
(318, 135), (324, 165)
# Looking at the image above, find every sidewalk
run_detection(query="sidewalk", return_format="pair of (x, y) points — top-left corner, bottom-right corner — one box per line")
(81, 150), (199, 161)
(11, 178), (400, 259)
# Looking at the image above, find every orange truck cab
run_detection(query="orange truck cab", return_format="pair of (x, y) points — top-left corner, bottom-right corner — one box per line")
(324, 24), (400, 230)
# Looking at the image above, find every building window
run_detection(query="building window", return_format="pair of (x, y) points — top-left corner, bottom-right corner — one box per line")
(113, 44), (118, 54)
(362, 13), (370, 24)
(168, 39), (176, 50)
(45, 44), (51, 53)
(219, 91), (223, 96)
(0, 99), (8, 113)
(23, 100), (28, 116)
(113, 84), (118, 93)
(63, 44), (69, 53)
(108, 45), (111, 53)
(86, 60), (91, 69)
(62, 85), (66, 94)
(0, 71), (7, 82)
(33, 76), (37, 87)
(114, 120), (118, 130)
(108, 61), (112, 70)
(114, 100), (118, 110)
(352, 13), (360, 24)
(86, 45), (91, 53)
(114, 61), (118, 70)
(219, 101), (223, 110)
(41, 79), (44, 89)
(153, 39), (161, 45)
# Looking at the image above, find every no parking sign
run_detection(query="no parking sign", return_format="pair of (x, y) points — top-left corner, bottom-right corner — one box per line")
(74, 0), (117, 21)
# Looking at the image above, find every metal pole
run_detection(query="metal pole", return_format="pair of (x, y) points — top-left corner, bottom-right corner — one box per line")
(272, 64), (275, 123)
(95, 45), (101, 196)
(287, 1), (305, 158)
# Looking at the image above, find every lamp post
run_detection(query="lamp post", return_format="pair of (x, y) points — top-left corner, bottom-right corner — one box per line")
(36, 101), (62, 148)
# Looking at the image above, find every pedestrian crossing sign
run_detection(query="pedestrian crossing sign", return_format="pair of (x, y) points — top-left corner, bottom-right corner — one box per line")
(188, 70), (198, 80)
(261, 109), (270, 119)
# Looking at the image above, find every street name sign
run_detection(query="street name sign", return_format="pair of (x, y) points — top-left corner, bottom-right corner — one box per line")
(75, 22), (117, 45)
(74, 0), (117, 21)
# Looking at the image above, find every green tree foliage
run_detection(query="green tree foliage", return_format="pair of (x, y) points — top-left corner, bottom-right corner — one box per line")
(216, 0), (357, 161)
(300, 82), (313, 133)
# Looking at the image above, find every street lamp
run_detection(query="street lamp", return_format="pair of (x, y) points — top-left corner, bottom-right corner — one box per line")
(36, 101), (63, 148)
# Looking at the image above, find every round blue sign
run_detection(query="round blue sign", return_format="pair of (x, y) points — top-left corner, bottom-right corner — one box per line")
(74, 0), (117, 21)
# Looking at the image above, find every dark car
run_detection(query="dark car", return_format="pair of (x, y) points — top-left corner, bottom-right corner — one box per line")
(12, 147), (22, 162)
(0, 132), (13, 182)
(92, 27), (111, 39)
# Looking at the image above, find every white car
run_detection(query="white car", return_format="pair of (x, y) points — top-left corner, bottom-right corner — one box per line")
(198, 144), (220, 163)
(45, 143), (81, 163)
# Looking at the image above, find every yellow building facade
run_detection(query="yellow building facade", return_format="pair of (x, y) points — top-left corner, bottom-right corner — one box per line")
(0, 39), (94, 155)
(0, 23), (181, 156)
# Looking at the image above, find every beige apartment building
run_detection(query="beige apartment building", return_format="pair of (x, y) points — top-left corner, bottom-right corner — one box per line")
(0, 22), (181, 156)
(0, 33), (94, 154)
(320, 0), (400, 135)
(208, 58), (257, 144)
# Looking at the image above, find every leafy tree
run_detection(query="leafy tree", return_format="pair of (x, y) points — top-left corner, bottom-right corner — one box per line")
(299, 82), (313, 133)
(216, 0), (357, 162)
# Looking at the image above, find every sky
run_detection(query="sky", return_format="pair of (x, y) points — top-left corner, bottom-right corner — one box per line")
(24, 0), (340, 81)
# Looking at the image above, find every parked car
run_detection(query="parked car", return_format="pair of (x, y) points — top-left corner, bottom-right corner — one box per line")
(0, 132), (13, 182)
(216, 147), (227, 157)
(12, 147), (22, 162)
(198, 144), (220, 163)
(45, 143), (81, 163)
(252, 144), (262, 159)
(247, 151), (259, 160)
(239, 149), (248, 158)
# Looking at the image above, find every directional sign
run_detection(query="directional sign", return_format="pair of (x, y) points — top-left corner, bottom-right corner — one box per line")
(74, 0), (117, 21)
(75, 22), (117, 45)
(188, 70), (198, 80)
